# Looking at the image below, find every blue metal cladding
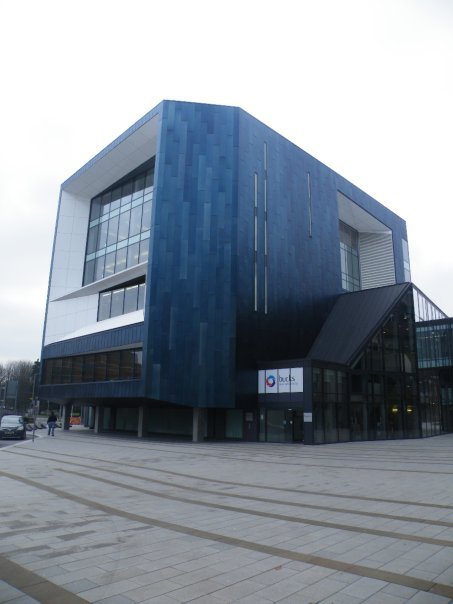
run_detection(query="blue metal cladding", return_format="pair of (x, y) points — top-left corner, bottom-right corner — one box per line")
(234, 109), (408, 377)
(236, 111), (342, 372)
(42, 100), (408, 411)
(142, 101), (408, 409)
(40, 380), (142, 400)
(143, 101), (239, 407)
(40, 323), (145, 399)
(41, 323), (144, 359)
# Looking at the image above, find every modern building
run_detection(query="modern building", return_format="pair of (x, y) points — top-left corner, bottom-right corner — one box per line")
(39, 100), (452, 444)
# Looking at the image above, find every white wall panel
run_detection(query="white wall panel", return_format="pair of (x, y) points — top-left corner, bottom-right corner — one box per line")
(359, 233), (396, 290)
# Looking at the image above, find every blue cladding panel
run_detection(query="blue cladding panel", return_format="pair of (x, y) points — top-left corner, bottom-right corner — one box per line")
(40, 323), (145, 400)
(45, 100), (408, 411)
(235, 109), (407, 375)
(40, 380), (142, 400)
(143, 102), (238, 407)
(41, 323), (144, 359)
(236, 112), (340, 370)
(143, 102), (407, 408)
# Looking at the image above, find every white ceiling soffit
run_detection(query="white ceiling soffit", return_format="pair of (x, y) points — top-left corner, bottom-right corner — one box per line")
(59, 309), (145, 341)
(63, 114), (159, 198)
(338, 191), (391, 234)
(52, 262), (147, 302)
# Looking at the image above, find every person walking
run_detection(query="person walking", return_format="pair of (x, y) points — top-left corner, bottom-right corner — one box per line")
(47, 412), (57, 436)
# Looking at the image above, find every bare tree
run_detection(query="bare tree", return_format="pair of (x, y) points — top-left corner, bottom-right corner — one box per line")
(0, 360), (36, 413)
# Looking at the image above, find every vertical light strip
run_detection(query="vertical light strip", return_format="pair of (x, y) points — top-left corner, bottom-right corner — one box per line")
(307, 171), (312, 237)
(264, 142), (268, 315)
(254, 172), (258, 311)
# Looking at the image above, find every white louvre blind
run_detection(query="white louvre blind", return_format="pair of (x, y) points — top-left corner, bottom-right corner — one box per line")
(359, 233), (396, 290)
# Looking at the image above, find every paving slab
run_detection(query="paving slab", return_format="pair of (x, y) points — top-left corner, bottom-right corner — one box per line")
(1, 431), (453, 603)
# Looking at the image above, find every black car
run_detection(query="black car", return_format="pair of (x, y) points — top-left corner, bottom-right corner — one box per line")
(0, 415), (26, 440)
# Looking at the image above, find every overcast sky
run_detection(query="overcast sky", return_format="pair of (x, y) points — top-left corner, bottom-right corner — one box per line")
(0, 0), (452, 364)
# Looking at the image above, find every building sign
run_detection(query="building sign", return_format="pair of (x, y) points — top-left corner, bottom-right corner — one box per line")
(258, 367), (303, 394)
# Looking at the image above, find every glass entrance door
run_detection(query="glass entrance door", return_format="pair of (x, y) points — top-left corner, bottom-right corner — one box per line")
(266, 409), (286, 442)
(292, 409), (304, 442)
(265, 409), (304, 442)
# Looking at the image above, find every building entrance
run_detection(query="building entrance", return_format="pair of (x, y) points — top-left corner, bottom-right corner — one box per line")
(262, 408), (304, 442)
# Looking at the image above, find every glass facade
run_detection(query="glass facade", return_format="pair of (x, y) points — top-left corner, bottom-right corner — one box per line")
(413, 287), (446, 322)
(339, 221), (360, 292)
(417, 318), (453, 435)
(402, 239), (411, 281)
(98, 281), (146, 321)
(417, 321), (453, 368)
(313, 290), (421, 443)
(83, 163), (154, 286)
(43, 349), (142, 384)
(259, 408), (304, 443)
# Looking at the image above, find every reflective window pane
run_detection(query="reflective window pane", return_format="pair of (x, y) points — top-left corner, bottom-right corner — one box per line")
(129, 205), (142, 237)
(133, 175), (145, 196)
(51, 359), (62, 384)
(127, 242), (140, 268)
(124, 285), (138, 314)
(106, 351), (120, 380)
(120, 350), (134, 379)
(98, 220), (108, 250)
(339, 221), (360, 292)
(141, 201), (151, 231)
(133, 350), (143, 378)
(138, 283), (145, 309)
(139, 239), (149, 263)
(94, 353), (107, 381)
(110, 187), (121, 211)
(115, 247), (127, 273)
(61, 357), (72, 384)
(90, 197), (101, 221)
(84, 259), (95, 285)
(94, 255), (105, 281)
(72, 357), (83, 382)
(111, 289), (124, 317)
(87, 225), (98, 255)
(101, 191), (111, 215)
(104, 251), (116, 277)
(118, 210), (130, 241)
(121, 181), (133, 205)
(98, 291), (112, 321)
(107, 215), (119, 246)
(144, 170), (153, 191)
(83, 355), (95, 382)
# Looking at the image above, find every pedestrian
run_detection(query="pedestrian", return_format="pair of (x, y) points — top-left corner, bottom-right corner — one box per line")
(47, 412), (57, 436)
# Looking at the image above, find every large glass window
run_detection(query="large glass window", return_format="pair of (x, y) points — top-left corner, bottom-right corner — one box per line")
(402, 239), (411, 281)
(339, 221), (360, 292)
(124, 285), (139, 314)
(413, 287), (447, 323)
(313, 291), (422, 443)
(83, 161), (154, 285)
(97, 280), (145, 322)
(42, 348), (142, 384)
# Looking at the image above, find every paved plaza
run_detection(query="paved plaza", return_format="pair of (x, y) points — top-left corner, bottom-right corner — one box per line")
(0, 429), (452, 603)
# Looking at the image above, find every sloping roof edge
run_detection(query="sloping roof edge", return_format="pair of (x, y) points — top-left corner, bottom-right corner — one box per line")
(307, 283), (412, 366)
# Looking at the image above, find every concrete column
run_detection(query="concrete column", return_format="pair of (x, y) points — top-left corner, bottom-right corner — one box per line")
(138, 406), (149, 438)
(192, 408), (206, 442)
(88, 406), (95, 429)
(61, 403), (71, 430)
(94, 406), (104, 434)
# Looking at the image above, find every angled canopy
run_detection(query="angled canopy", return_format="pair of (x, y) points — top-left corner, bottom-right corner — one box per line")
(307, 283), (412, 366)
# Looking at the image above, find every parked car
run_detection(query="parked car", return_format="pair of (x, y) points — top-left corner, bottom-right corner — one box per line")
(0, 415), (26, 440)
